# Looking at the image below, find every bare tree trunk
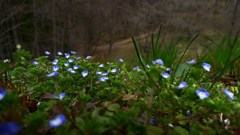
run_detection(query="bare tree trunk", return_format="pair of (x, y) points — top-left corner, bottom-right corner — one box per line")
(33, 0), (40, 56)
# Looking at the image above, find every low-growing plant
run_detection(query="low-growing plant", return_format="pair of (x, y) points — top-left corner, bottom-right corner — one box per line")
(0, 38), (240, 135)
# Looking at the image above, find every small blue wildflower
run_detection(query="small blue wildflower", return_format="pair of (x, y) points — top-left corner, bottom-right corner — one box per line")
(196, 88), (210, 99)
(152, 59), (164, 65)
(33, 61), (39, 65)
(98, 76), (109, 82)
(67, 68), (76, 74)
(52, 59), (58, 65)
(133, 66), (141, 72)
(49, 114), (67, 128)
(71, 51), (76, 55)
(85, 56), (92, 60)
(52, 65), (59, 72)
(111, 68), (119, 73)
(64, 53), (70, 58)
(166, 68), (171, 71)
(68, 58), (74, 63)
(96, 71), (102, 75)
(119, 58), (124, 63)
(52, 92), (66, 100)
(186, 59), (196, 65)
(45, 51), (50, 55)
(223, 89), (235, 100)
(99, 64), (104, 68)
(101, 72), (108, 76)
(202, 62), (211, 72)
(82, 70), (88, 77)
(47, 71), (59, 77)
(0, 88), (7, 101)
(150, 118), (157, 126)
(0, 122), (21, 135)
(64, 62), (69, 67)
(57, 51), (63, 56)
(161, 72), (170, 78)
(76, 57), (81, 60)
(73, 64), (79, 70)
(177, 81), (187, 89)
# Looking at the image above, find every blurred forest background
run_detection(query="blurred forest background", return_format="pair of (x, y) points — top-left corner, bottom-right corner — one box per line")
(1, 0), (240, 60)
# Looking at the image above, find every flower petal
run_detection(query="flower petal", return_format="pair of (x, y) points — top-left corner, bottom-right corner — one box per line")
(82, 70), (88, 77)
(0, 88), (7, 101)
(49, 114), (66, 127)
(202, 62), (211, 72)
(111, 68), (119, 73)
(45, 51), (50, 55)
(99, 64), (104, 68)
(161, 72), (170, 78)
(52, 59), (58, 65)
(65, 53), (70, 58)
(223, 89), (235, 100)
(98, 76), (109, 82)
(196, 88), (210, 99)
(177, 82), (187, 89)
(52, 65), (59, 72)
(186, 59), (196, 65)
(152, 59), (164, 65)
(85, 56), (92, 60)
(133, 66), (141, 72)
(47, 71), (59, 77)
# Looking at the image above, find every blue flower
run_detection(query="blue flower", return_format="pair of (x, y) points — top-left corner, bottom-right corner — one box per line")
(76, 57), (81, 60)
(99, 64), (104, 68)
(166, 68), (171, 71)
(71, 51), (76, 55)
(161, 72), (170, 78)
(85, 56), (92, 60)
(146, 64), (150, 68)
(67, 68), (76, 74)
(0, 88), (7, 101)
(96, 71), (102, 75)
(150, 118), (157, 126)
(52, 59), (58, 65)
(73, 64), (79, 70)
(52, 65), (59, 72)
(133, 66), (141, 72)
(64, 53), (70, 58)
(64, 62), (69, 67)
(82, 70), (88, 77)
(33, 61), (39, 65)
(111, 68), (119, 73)
(57, 51), (63, 56)
(202, 62), (211, 72)
(223, 89), (235, 100)
(49, 114), (67, 128)
(152, 59), (164, 65)
(119, 58), (124, 63)
(45, 51), (50, 55)
(186, 59), (196, 65)
(0, 122), (21, 135)
(47, 71), (59, 77)
(68, 58), (74, 63)
(101, 72), (108, 76)
(196, 88), (210, 99)
(177, 81), (187, 89)
(52, 92), (66, 100)
(98, 76), (109, 82)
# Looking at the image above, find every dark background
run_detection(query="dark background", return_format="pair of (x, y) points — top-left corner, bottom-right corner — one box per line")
(1, 0), (240, 60)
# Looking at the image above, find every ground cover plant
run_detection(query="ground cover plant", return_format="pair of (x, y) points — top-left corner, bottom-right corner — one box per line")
(0, 33), (240, 135)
